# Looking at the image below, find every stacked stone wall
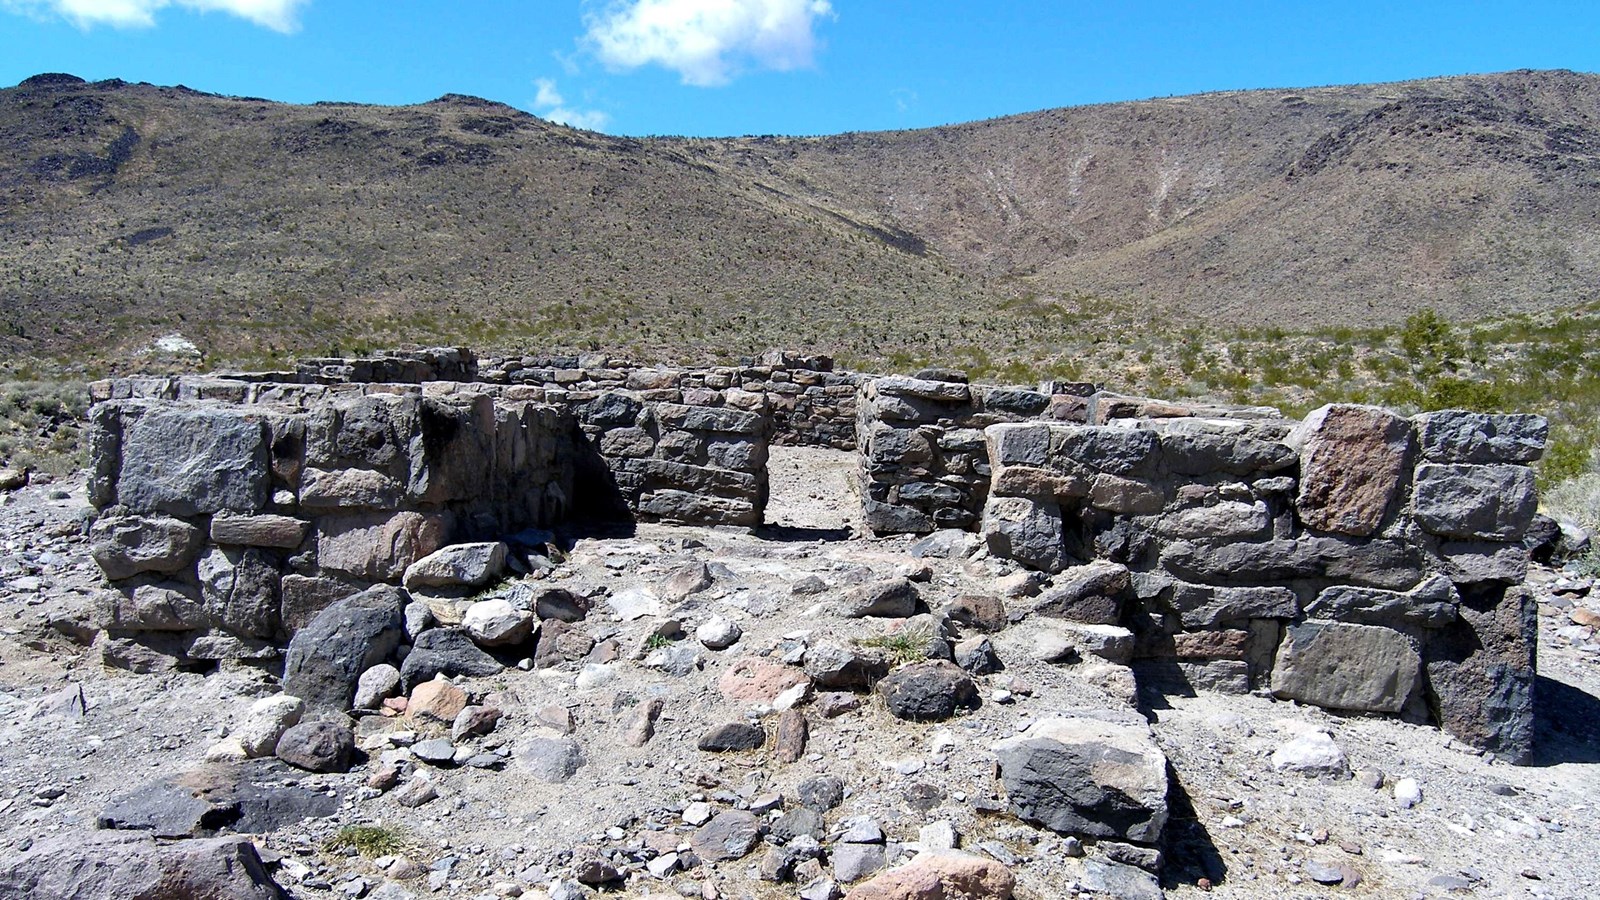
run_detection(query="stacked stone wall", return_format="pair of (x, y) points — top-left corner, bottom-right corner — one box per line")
(979, 405), (1547, 761)
(198, 346), (861, 450)
(91, 374), (774, 529)
(83, 390), (571, 668)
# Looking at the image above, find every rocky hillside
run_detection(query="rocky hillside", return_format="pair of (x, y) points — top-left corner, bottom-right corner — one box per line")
(2, 70), (1599, 370)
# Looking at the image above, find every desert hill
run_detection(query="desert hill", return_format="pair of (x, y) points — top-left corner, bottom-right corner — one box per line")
(1, 69), (1598, 370)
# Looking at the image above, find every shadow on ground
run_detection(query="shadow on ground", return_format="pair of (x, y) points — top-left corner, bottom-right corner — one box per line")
(1531, 674), (1600, 766)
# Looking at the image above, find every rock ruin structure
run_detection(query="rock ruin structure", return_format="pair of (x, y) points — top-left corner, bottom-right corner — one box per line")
(85, 347), (1545, 764)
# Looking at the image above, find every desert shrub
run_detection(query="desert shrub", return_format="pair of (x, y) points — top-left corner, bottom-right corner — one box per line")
(0, 380), (89, 473)
(1543, 471), (1600, 532)
(324, 825), (406, 857)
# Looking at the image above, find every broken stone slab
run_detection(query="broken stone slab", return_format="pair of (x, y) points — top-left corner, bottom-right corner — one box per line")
(1052, 425), (1161, 476)
(112, 404), (270, 516)
(1033, 560), (1130, 624)
(1140, 417), (1296, 475)
(0, 830), (288, 900)
(1289, 403), (1411, 537)
(281, 585), (406, 713)
(1087, 473), (1164, 515)
(89, 514), (203, 581)
(1271, 620), (1421, 714)
(97, 759), (339, 837)
(297, 467), (403, 511)
(993, 717), (1169, 844)
(1028, 621), (1136, 665)
(843, 852), (1015, 900)
(691, 809), (763, 862)
(1160, 536), (1423, 591)
(1423, 585), (1536, 763)
(402, 542), (508, 592)
(841, 578), (919, 618)
(1413, 410), (1547, 464)
(874, 376), (972, 404)
(982, 496), (1067, 573)
(1412, 463), (1538, 541)
(196, 545), (282, 641)
(863, 499), (934, 536)
(1303, 574), (1460, 628)
(1157, 500), (1271, 541)
(1079, 859), (1163, 900)
(316, 511), (449, 583)
(1438, 541), (1530, 585)
(210, 511), (310, 549)
(1167, 583), (1298, 629)
(95, 582), (209, 632)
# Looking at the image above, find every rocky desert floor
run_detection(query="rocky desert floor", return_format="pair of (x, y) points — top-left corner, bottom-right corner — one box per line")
(1, 446), (1598, 900)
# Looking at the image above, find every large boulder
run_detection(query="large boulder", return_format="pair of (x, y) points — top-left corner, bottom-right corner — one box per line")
(113, 406), (269, 516)
(281, 585), (406, 712)
(993, 716), (1169, 844)
(1271, 620), (1421, 714)
(876, 661), (979, 721)
(1289, 404), (1411, 537)
(400, 627), (504, 688)
(275, 719), (354, 773)
(0, 831), (287, 900)
(89, 514), (203, 581)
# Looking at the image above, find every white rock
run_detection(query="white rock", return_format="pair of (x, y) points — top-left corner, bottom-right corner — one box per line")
(354, 664), (402, 710)
(235, 693), (305, 758)
(463, 598), (537, 647)
(1394, 778), (1423, 809)
(1270, 731), (1350, 778)
(204, 739), (248, 762)
(574, 663), (618, 689)
(695, 615), (743, 650)
(918, 820), (958, 852)
(772, 682), (811, 711)
(682, 801), (713, 826)
(607, 587), (663, 621)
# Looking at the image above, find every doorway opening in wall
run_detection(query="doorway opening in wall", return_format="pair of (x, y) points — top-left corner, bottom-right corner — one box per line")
(759, 445), (859, 540)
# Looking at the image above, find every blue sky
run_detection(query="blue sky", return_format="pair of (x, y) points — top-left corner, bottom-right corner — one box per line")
(2, 1), (1598, 137)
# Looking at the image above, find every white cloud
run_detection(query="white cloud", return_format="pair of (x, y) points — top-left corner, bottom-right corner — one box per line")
(532, 77), (611, 132)
(3, 0), (307, 32)
(585, 0), (833, 87)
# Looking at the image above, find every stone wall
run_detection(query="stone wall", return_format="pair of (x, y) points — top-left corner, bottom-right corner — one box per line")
(854, 376), (1113, 535)
(979, 405), (1546, 762)
(90, 375), (774, 529)
(83, 390), (572, 667)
